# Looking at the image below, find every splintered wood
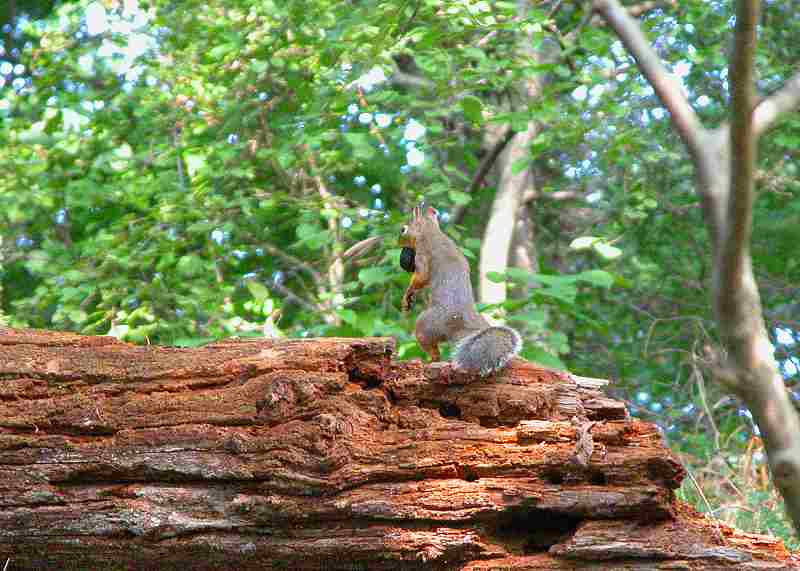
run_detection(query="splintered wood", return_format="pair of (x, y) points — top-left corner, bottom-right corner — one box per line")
(0, 329), (796, 569)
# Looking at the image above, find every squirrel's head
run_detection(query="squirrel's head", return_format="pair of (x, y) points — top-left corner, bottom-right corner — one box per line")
(399, 204), (439, 249)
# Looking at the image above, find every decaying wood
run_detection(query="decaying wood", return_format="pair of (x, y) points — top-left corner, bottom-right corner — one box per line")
(0, 329), (797, 570)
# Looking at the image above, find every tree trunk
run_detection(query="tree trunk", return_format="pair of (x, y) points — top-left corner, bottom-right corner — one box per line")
(0, 328), (796, 570)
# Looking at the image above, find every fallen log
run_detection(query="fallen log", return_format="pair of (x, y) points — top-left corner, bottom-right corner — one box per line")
(0, 329), (796, 569)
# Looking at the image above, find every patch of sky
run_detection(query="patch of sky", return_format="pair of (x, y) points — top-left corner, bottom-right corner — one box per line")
(572, 85), (588, 102)
(370, 184), (382, 195)
(403, 119), (426, 141)
(83, 1), (155, 79)
(780, 357), (799, 377)
(353, 175), (366, 186)
(358, 112), (373, 124)
(776, 327), (796, 346)
(375, 113), (392, 128)
(342, 216), (353, 229)
(406, 147), (425, 167)
(673, 61), (692, 78)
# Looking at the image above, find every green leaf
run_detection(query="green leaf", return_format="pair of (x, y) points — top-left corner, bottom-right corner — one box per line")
(486, 271), (507, 283)
(337, 308), (358, 325)
(246, 280), (271, 302)
(576, 270), (615, 289)
(594, 242), (623, 260)
(358, 266), (394, 287)
(460, 95), (483, 124)
(570, 236), (600, 251)
(448, 190), (471, 205)
(523, 347), (566, 370)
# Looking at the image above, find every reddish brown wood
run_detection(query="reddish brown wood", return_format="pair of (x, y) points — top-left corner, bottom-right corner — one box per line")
(0, 329), (796, 570)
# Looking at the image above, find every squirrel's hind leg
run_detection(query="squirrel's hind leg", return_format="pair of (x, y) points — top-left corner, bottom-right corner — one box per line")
(415, 307), (448, 362)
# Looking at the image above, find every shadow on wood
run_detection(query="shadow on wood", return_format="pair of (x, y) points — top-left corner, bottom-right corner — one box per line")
(0, 329), (797, 569)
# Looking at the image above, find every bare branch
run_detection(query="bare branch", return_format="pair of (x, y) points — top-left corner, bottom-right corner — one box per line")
(753, 69), (800, 137)
(720, 0), (759, 317)
(592, 0), (706, 160)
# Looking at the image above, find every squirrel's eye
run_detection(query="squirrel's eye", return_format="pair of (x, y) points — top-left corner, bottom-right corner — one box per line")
(401, 225), (408, 234)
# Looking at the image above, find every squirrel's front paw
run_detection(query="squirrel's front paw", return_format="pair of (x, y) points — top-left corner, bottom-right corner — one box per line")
(401, 292), (414, 312)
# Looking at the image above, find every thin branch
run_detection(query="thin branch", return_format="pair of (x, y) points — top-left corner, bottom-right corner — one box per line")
(753, 69), (800, 137)
(452, 128), (516, 225)
(592, 0), (706, 160)
(270, 281), (324, 314)
(261, 243), (324, 286)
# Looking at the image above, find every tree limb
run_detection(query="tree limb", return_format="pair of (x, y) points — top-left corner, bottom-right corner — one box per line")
(753, 69), (800, 137)
(592, 0), (706, 161)
(720, 0), (759, 323)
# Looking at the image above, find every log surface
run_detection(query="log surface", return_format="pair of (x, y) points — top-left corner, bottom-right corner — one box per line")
(0, 329), (796, 570)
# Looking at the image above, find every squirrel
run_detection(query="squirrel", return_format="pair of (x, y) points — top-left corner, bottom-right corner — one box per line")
(399, 204), (522, 377)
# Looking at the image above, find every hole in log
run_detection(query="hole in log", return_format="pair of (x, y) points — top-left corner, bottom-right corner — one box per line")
(461, 468), (479, 482)
(492, 508), (581, 554)
(590, 471), (607, 486)
(542, 469), (564, 486)
(438, 402), (461, 419)
(347, 366), (383, 390)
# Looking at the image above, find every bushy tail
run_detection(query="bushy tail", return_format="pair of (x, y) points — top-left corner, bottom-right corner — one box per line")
(452, 326), (522, 377)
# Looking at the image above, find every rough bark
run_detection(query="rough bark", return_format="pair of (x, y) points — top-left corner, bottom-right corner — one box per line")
(0, 329), (796, 570)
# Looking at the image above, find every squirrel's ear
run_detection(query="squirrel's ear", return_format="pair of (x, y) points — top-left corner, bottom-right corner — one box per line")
(426, 206), (439, 219)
